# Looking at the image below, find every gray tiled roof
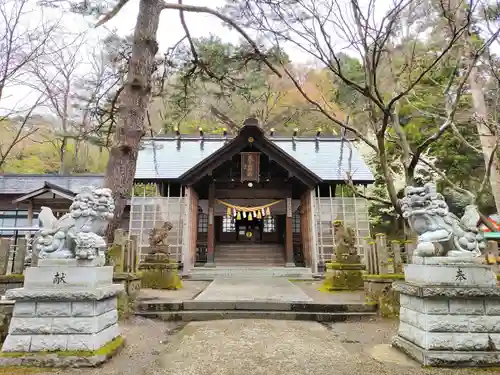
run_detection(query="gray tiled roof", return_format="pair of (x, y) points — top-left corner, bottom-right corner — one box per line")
(135, 137), (374, 182)
(0, 175), (104, 194)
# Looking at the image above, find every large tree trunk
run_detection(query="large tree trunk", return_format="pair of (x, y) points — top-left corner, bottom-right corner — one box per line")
(103, 0), (162, 241)
(468, 65), (500, 215)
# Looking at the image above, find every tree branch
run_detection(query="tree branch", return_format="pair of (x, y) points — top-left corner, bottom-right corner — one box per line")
(95, 0), (130, 27)
(345, 172), (393, 206)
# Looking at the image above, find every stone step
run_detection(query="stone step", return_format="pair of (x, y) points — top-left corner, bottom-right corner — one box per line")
(134, 310), (376, 322)
(188, 267), (312, 277)
(215, 250), (284, 256)
(217, 244), (284, 248)
(214, 256), (285, 262)
(214, 262), (284, 266)
(136, 300), (377, 313)
(216, 249), (284, 254)
(187, 272), (314, 281)
(216, 250), (283, 254)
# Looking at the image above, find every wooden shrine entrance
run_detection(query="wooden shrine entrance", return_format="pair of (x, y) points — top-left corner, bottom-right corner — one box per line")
(180, 118), (321, 268)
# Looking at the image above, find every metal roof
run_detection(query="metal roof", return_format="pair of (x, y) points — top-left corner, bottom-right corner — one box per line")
(135, 137), (374, 183)
(0, 175), (104, 194)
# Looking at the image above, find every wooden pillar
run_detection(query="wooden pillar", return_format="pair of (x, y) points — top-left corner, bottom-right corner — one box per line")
(285, 197), (295, 267)
(206, 182), (216, 267)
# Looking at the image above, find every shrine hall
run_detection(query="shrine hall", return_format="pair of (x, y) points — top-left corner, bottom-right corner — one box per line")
(130, 117), (374, 275)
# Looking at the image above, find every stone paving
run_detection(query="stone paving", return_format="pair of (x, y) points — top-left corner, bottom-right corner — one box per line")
(137, 279), (367, 305)
(193, 277), (313, 302)
(138, 281), (210, 301)
(293, 280), (366, 303)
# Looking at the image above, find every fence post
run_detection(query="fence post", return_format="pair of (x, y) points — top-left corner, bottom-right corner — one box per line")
(13, 238), (27, 274)
(405, 240), (416, 263)
(368, 240), (379, 274)
(0, 239), (10, 275)
(391, 240), (403, 273)
(130, 235), (139, 273)
(363, 237), (374, 274)
(375, 233), (389, 274)
(359, 237), (371, 274)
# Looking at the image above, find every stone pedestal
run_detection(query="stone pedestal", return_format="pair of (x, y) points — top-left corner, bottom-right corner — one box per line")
(392, 256), (500, 367)
(363, 274), (404, 317)
(139, 247), (182, 290)
(322, 262), (365, 291)
(0, 258), (124, 368)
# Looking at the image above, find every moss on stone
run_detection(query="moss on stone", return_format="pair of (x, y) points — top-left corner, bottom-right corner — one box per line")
(113, 272), (141, 281)
(326, 262), (365, 270)
(0, 336), (124, 358)
(378, 289), (400, 318)
(363, 274), (404, 280)
(322, 269), (364, 291)
(140, 266), (182, 290)
(107, 244), (124, 272)
(117, 292), (134, 321)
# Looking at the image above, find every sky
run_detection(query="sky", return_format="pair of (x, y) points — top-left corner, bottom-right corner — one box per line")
(4, 0), (496, 114)
(4, 0), (385, 113)
(3, 0), (249, 113)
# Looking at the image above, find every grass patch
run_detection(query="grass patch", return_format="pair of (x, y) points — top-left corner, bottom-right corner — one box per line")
(0, 368), (55, 374)
(0, 274), (24, 283)
(316, 285), (360, 293)
(0, 336), (124, 358)
(317, 284), (337, 293)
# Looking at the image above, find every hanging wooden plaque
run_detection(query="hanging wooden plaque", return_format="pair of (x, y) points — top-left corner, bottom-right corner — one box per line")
(241, 152), (260, 182)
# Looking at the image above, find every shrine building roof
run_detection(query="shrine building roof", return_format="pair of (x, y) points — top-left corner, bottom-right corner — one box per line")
(135, 132), (374, 184)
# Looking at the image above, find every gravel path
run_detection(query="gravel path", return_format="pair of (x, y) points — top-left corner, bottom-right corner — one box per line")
(14, 317), (500, 375)
(36, 317), (182, 375)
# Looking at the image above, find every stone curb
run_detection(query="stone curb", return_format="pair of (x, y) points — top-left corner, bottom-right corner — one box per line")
(136, 300), (377, 313)
(393, 281), (500, 298)
(5, 285), (124, 301)
(135, 310), (376, 322)
(392, 335), (500, 367)
(0, 337), (125, 368)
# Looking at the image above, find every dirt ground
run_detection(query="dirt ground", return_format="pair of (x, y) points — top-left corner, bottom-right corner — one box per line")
(10, 316), (495, 375)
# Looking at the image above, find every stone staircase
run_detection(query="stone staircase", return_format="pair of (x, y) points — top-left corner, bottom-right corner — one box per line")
(214, 243), (285, 266)
(135, 299), (377, 322)
(187, 266), (314, 280)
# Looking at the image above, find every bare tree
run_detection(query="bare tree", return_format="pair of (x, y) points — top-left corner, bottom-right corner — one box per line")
(0, 0), (58, 167)
(227, 0), (500, 217)
(27, 30), (90, 174)
(94, 0), (282, 239)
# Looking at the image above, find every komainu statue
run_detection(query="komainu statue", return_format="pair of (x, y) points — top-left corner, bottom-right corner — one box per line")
(148, 221), (173, 248)
(34, 187), (115, 260)
(400, 183), (485, 258)
(333, 220), (359, 263)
